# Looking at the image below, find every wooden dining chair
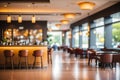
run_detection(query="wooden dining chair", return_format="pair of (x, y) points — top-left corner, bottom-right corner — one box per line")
(74, 48), (84, 58)
(99, 54), (113, 69)
(67, 48), (74, 56)
(87, 49), (99, 65)
(113, 54), (120, 67)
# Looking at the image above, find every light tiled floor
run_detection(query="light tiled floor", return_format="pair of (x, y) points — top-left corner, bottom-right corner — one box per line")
(0, 50), (120, 80)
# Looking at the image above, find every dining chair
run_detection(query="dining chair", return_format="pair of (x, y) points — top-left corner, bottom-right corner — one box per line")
(99, 54), (113, 69)
(87, 49), (99, 65)
(74, 48), (84, 58)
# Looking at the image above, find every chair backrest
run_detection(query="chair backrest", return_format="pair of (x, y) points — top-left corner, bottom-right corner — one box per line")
(87, 49), (96, 55)
(75, 48), (83, 54)
(100, 54), (113, 63)
(33, 50), (43, 57)
(19, 50), (28, 57)
(4, 50), (14, 57)
(113, 54), (120, 63)
(67, 48), (72, 53)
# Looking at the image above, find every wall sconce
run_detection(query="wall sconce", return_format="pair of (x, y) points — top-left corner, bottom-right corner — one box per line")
(63, 13), (76, 19)
(18, 15), (22, 23)
(78, 2), (95, 10)
(60, 20), (69, 24)
(32, 15), (36, 23)
(7, 15), (11, 23)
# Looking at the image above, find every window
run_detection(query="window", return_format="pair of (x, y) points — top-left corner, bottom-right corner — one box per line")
(94, 18), (104, 26)
(93, 18), (104, 48)
(81, 23), (89, 48)
(112, 22), (120, 48)
(95, 27), (104, 48)
(111, 12), (120, 22)
(47, 31), (62, 46)
(66, 31), (71, 47)
(111, 12), (120, 48)
(73, 27), (79, 47)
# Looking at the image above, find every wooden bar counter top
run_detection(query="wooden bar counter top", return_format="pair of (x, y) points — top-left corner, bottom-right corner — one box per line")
(0, 45), (48, 68)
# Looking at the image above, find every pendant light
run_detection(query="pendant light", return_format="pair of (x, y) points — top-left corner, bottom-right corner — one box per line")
(7, 15), (11, 23)
(18, 15), (22, 23)
(32, 15), (36, 23)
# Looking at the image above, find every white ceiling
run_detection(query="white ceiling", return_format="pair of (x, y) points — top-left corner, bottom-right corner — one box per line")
(0, 0), (119, 30)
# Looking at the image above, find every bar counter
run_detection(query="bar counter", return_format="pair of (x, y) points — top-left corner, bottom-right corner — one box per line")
(0, 45), (48, 68)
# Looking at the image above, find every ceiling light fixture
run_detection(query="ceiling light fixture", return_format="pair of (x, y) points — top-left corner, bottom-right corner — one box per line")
(18, 15), (22, 23)
(78, 2), (95, 10)
(60, 20), (69, 24)
(63, 13), (76, 19)
(55, 24), (61, 27)
(32, 15), (36, 23)
(7, 15), (11, 23)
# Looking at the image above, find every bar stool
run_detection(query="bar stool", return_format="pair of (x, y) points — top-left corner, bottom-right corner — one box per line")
(48, 48), (53, 64)
(32, 50), (43, 68)
(18, 50), (28, 69)
(4, 50), (14, 69)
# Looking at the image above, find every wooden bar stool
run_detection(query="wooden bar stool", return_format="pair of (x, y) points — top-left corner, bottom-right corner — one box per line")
(32, 50), (43, 68)
(18, 50), (28, 69)
(4, 50), (14, 69)
(48, 48), (53, 64)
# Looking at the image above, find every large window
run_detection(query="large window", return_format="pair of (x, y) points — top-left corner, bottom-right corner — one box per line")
(95, 27), (104, 48)
(94, 18), (104, 48)
(112, 22), (120, 48)
(47, 31), (62, 47)
(66, 31), (71, 47)
(81, 23), (89, 48)
(111, 12), (120, 22)
(111, 12), (120, 48)
(73, 27), (79, 47)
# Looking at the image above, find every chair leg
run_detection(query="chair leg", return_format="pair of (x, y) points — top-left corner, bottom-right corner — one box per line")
(25, 57), (28, 69)
(41, 57), (43, 68)
(4, 57), (7, 69)
(11, 57), (14, 69)
(19, 57), (21, 69)
(48, 54), (49, 64)
(50, 54), (52, 64)
(95, 59), (98, 66)
(88, 58), (90, 65)
(33, 57), (36, 68)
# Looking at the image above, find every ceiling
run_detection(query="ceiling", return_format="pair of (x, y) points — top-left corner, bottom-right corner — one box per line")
(0, 0), (119, 30)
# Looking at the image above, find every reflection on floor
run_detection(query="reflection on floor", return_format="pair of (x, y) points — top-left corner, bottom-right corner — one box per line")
(0, 50), (120, 80)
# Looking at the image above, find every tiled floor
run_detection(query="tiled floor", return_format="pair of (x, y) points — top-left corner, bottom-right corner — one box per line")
(0, 50), (120, 80)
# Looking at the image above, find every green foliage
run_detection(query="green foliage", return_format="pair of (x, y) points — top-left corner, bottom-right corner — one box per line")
(2, 38), (7, 42)
(47, 34), (53, 45)
(112, 22), (120, 42)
